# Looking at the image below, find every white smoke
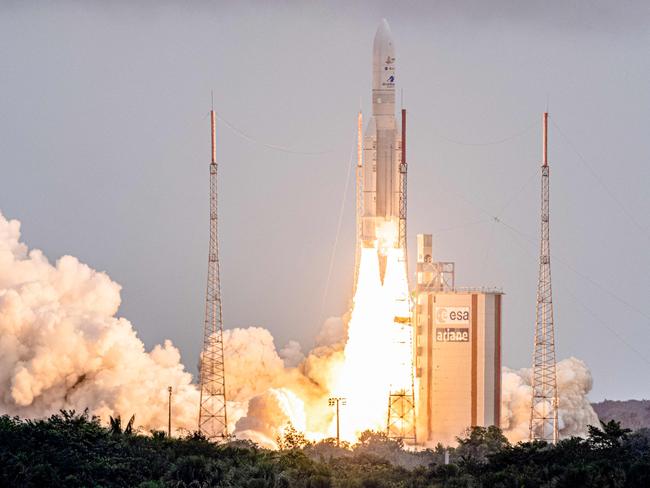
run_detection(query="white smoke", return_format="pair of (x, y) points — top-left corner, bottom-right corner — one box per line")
(223, 325), (345, 447)
(279, 340), (305, 368)
(315, 316), (346, 347)
(234, 388), (307, 449)
(0, 211), (600, 447)
(0, 210), (346, 446)
(223, 327), (289, 403)
(0, 212), (199, 433)
(501, 357), (600, 442)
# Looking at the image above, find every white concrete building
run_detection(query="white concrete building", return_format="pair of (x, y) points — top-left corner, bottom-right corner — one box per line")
(413, 234), (502, 446)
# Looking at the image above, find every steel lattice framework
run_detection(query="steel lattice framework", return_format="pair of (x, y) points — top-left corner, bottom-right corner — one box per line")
(529, 112), (559, 444)
(387, 387), (416, 443)
(198, 110), (228, 440)
(387, 109), (416, 445)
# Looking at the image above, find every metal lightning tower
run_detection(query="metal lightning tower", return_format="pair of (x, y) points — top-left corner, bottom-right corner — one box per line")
(198, 108), (228, 440)
(529, 112), (559, 444)
(387, 359), (417, 444)
(386, 108), (416, 445)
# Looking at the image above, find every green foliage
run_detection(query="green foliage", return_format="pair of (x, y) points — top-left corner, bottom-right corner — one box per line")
(109, 414), (136, 436)
(455, 425), (510, 467)
(276, 422), (310, 450)
(588, 419), (632, 449)
(1, 413), (650, 487)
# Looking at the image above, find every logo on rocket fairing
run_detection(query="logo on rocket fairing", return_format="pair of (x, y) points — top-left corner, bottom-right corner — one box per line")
(382, 55), (395, 87)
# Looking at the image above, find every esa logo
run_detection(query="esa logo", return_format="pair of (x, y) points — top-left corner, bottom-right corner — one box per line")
(436, 328), (470, 342)
(435, 306), (470, 325)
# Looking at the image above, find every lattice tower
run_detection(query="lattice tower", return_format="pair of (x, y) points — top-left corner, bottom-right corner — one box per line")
(387, 108), (416, 444)
(529, 112), (559, 444)
(198, 110), (228, 440)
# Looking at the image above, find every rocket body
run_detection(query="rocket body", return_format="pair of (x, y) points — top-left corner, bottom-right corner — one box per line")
(361, 19), (402, 254)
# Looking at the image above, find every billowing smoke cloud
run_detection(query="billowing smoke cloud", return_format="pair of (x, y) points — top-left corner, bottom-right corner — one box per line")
(234, 388), (307, 449)
(0, 212), (199, 433)
(279, 340), (305, 368)
(501, 357), (600, 442)
(0, 211), (345, 444)
(226, 330), (600, 446)
(0, 211), (599, 447)
(223, 325), (345, 447)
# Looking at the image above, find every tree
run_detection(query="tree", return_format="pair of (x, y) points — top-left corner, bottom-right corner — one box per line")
(588, 420), (631, 450)
(277, 422), (309, 450)
(108, 414), (136, 436)
(455, 425), (510, 464)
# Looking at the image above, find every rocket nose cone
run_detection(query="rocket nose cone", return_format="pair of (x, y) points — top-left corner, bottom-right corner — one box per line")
(372, 19), (395, 93)
(374, 19), (393, 48)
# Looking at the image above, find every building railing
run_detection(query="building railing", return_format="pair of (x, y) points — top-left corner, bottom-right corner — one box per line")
(415, 285), (504, 294)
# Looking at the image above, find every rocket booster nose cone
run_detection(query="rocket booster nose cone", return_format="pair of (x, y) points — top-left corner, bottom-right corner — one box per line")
(373, 19), (392, 47)
(372, 19), (395, 93)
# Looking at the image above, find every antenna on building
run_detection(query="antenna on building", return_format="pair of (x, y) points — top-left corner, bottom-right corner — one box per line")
(529, 112), (559, 444)
(198, 104), (228, 441)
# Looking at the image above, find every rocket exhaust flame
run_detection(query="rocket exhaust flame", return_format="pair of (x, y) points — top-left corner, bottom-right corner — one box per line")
(330, 224), (414, 441)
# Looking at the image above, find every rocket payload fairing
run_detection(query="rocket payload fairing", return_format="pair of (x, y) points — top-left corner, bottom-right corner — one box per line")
(358, 19), (406, 281)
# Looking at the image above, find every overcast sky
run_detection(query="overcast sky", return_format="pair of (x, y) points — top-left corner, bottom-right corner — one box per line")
(1, 1), (649, 401)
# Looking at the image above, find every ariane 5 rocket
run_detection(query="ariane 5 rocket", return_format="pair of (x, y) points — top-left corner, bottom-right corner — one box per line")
(357, 19), (407, 283)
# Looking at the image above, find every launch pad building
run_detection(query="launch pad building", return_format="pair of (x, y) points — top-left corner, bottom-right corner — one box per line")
(413, 234), (503, 446)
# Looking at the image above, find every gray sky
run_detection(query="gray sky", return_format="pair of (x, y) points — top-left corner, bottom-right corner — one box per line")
(1, 1), (649, 401)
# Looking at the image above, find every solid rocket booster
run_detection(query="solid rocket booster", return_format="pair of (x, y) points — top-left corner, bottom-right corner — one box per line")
(362, 19), (402, 253)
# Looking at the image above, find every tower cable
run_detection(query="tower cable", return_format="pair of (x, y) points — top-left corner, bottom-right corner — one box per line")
(319, 136), (357, 322)
(550, 116), (649, 241)
(214, 112), (335, 155)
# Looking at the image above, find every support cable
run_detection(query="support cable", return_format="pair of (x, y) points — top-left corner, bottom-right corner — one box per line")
(550, 116), (649, 240)
(319, 138), (357, 321)
(435, 168), (650, 327)
(497, 219), (650, 326)
(433, 166), (650, 365)
(431, 121), (536, 146)
(409, 115), (537, 147)
(214, 112), (335, 155)
(504, 225), (650, 367)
